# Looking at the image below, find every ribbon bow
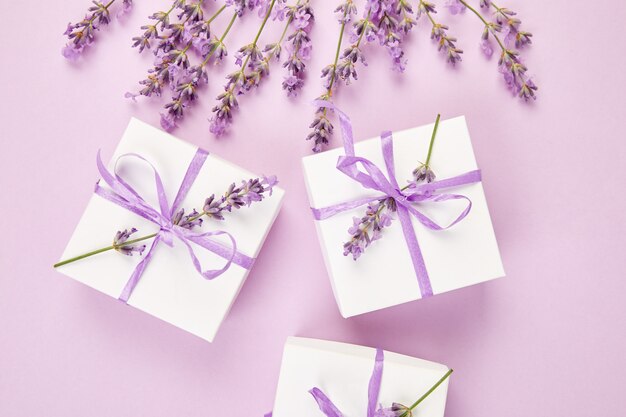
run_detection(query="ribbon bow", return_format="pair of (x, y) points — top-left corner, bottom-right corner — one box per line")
(95, 148), (254, 303)
(309, 348), (385, 417)
(311, 102), (482, 298)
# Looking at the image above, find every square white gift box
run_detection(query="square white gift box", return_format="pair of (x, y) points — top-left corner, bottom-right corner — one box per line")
(56, 118), (284, 342)
(302, 115), (505, 318)
(271, 337), (451, 417)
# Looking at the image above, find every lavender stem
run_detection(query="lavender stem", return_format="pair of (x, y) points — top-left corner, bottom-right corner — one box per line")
(398, 369), (454, 417)
(53, 233), (158, 268)
(458, 0), (505, 50)
(424, 113), (441, 167)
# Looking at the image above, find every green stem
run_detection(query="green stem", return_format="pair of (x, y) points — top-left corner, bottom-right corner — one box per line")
(458, 0), (506, 51)
(424, 114), (440, 167)
(321, 6), (350, 117)
(399, 369), (454, 417)
(419, 1), (438, 27)
(201, 10), (237, 66)
(237, 0), (277, 83)
(53, 233), (158, 268)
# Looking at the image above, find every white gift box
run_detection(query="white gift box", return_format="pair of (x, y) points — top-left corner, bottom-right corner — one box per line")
(56, 118), (284, 342)
(271, 337), (451, 417)
(302, 116), (505, 318)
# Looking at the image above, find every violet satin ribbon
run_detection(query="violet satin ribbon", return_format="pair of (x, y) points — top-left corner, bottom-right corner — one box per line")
(309, 348), (385, 417)
(94, 149), (255, 303)
(311, 101), (482, 298)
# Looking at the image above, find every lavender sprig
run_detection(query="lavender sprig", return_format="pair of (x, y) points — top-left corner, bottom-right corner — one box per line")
(417, 1), (463, 65)
(131, 1), (180, 53)
(343, 114), (440, 261)
(209, 0), (279, 136)
(485, 1), (532, 49)
(306, 1), (355, 152)
(160, 5), (233, 131)
(62, 0), (133, 61)
(53, 175), (278, 268)
(458, 0), (537, 100)
(374, 369), (454, 417)
(280, 0), (315, 97)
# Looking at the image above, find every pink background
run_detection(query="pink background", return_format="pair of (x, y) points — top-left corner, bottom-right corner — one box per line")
(1, 0), (625, 415)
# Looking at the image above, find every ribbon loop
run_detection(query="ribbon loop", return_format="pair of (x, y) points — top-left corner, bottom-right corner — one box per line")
(310, 101), (482, 298)
(94, 149), (254, 302)
(309, 348), (384, 417)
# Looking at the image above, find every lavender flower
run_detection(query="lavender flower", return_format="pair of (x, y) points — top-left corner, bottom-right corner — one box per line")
(54, 174), (279, 268)
(306, 0), (356, 151)
(343, 199), (396, 260)
(460, 0), (538, 100)
(413, 164), (436, 183)
(306, 106), (334, 152)
(62, 0), (121, 61)
(444, 0), (465, 15)
(280, 0), (314, 97)
(113, 228), (146, 256)
(202, 176), (278, 219)
(132, 2), (180, 53)
(210, 0), (281, 136)
(172, 208), (204, 229)
(417, 1), (463, 65)
(374, 403), (411, 417)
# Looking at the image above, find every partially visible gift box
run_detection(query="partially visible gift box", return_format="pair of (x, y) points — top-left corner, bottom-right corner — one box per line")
(270, 337), (451, 417)
(302, 109), (505, 318)
(56, 118), (284, 342)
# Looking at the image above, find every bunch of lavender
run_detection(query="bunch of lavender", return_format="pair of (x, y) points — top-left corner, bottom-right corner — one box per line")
(374, 369), (453, 417)
(209, 0), (315, 136)
(62, 0), (133, 61)
(455, 0), (537, 100)
(127, 1), (241, 131)
(343, 114), (440, 261)
(53, 175), (278, 267)
(307, 0), (537, 153)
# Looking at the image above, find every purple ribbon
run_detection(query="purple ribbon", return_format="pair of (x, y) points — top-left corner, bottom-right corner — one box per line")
(309, 348), (385, 417)
(311, 102), (482, 298)
(94, 149), (255, 303)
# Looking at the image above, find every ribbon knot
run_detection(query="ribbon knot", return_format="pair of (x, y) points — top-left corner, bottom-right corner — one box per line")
(311, 102), (482, 298)
(94, 149), (254, 303)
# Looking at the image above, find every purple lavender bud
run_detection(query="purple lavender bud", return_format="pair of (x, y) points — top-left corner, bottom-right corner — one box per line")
(63, 1), (119, 60)
(343, 198), (395, 260)
(444, 0), (466, 15)
(374, 403), (411, 417)
(180, 1), (205, 22)
(203, 195), (226, 220)
(306, 107), (334, 152)
(172, 208), (203, 229)
(412, 165), (436, 183)
(116, 0), (133, 20)
(335, 0), (358, 23)
(480, 38), (494, 58)
(282, 74), (304, 97)
(113, 228), (146, 256)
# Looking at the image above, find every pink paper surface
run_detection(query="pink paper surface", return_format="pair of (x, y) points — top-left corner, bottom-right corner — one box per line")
(1, 1), (625, 416)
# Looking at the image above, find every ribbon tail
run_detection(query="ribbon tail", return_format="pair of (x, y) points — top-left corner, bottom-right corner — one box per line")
(118, 235), (161, 303)
(396, 207), (433, 298)
(367, 349), (385, 417)
(309, 388), (344, 417)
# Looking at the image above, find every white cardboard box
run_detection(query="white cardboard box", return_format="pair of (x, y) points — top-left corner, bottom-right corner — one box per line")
(272, 337), (450, 417)
(57, 118), (284, 342)
(302, 116), (504, 317)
